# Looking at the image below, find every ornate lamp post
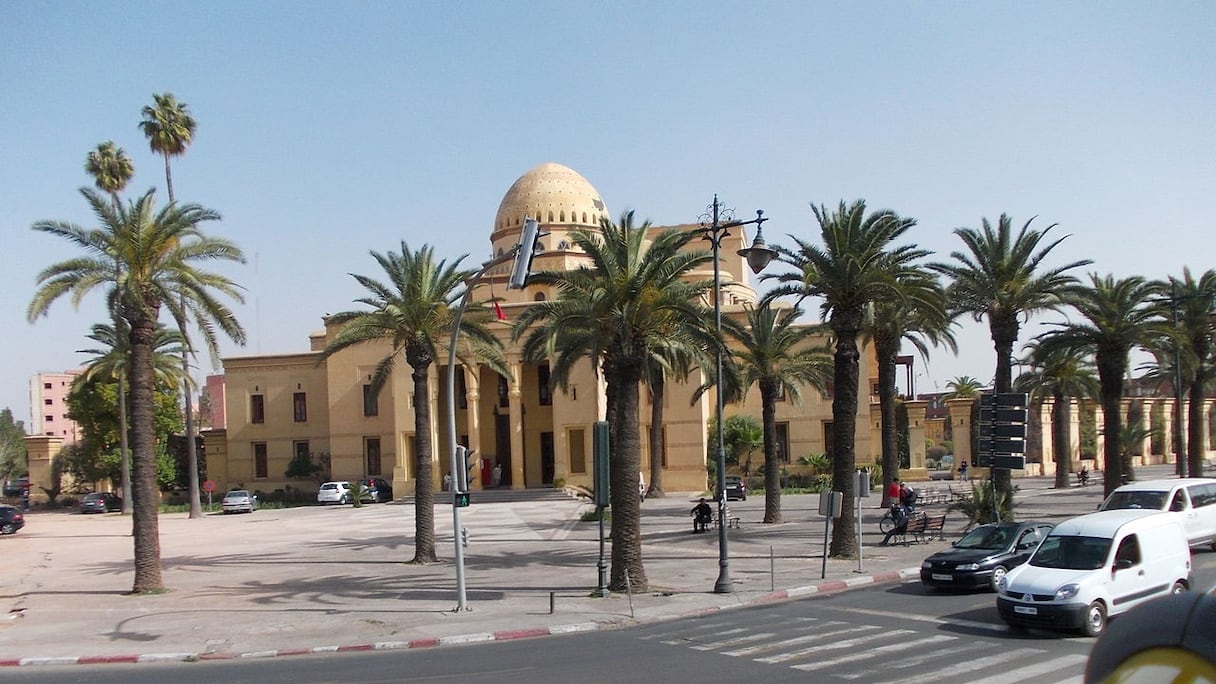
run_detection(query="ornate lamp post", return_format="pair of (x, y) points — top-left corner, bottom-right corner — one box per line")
(699, 195), (777, 593)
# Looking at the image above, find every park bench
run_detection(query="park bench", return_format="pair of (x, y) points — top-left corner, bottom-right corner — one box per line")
(910, 514), (947, 544)
(715, 510), (741, 529)
(917, 487), (947, 505)
(948, 484), (972, 503)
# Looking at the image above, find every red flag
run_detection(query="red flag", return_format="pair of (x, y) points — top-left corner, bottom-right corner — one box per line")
(493, 301), (506, 321)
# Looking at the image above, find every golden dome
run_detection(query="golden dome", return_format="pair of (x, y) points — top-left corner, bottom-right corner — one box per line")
(493, 162), (609, 233)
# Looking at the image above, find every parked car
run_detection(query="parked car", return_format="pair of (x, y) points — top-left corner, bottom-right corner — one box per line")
(317, 481), (353, 505)
(0, 505), (25, 534)
(358, 477), (393, 503)
(79, 491), (122, 514)
(997, 509), (1192, 636)
(221, 489), (257, 514)
(722, 475), (747, 501)
(3, 477), (29, 497)
(921, 521), (1054, 591)
(1098, 478), (1216, 550)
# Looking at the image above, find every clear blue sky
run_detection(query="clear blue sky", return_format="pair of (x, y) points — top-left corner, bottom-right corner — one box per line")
(3, 2), (1213, 427)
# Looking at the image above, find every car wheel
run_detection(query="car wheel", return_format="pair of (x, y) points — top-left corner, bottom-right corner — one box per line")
(1171, 581), (1187, 594)
(340, 495), (349, 505)
(989, 566), (1008, 592)
(0, 522), (15, 535)
(1081, 601), (1107, 637)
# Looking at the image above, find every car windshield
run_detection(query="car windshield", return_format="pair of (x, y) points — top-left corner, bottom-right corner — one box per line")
(226, 491), (249, 498)
(84, 493), (103, 501)
(955, 526), (1014, 551)
(321, 483), (338, 490)
(1101, 491), (1167, 511)
(1030, 535), (1111, 570)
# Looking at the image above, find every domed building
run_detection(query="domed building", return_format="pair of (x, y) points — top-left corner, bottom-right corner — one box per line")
(208, 163), (892, 498)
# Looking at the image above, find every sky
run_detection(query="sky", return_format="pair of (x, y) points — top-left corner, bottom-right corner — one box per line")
(3, 1), (1214, 428)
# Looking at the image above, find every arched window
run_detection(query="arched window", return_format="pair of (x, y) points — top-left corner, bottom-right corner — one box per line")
(559, 211), (565, 222)
(582, 212), (588, 223)
(558, 240), (570, 250)
(548, 211), (554, 222)
(534, 292), (546, 301)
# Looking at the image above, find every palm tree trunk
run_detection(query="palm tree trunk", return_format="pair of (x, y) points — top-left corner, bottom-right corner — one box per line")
(184, 340), (202, 518)
(876, 341), (899, 508)
(1097, 363), (1125, 496)
(118, 376), (132, 514)
(1052, 393), (1072, 489)
(828, 322), (861, 559)
(1188, 370), (1206, 477)
(647, 375), (664, 497)
(608, 366), (646, 592)
(411, 362), (438, 563)
(760, 380), (782, 523)
(128, 315), (164, 593)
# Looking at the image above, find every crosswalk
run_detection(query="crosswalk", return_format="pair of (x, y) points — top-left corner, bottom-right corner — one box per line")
(638, 615), (1088, 683)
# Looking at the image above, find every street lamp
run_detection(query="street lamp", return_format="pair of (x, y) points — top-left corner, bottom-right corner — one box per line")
(699, 195), (776, 594)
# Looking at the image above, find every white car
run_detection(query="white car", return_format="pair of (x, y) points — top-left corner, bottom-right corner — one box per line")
(221, 489), (257, 514)
(317, 481), (353, 505)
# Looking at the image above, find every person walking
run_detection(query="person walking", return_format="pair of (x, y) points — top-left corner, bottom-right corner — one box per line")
(491, 463), (503, 488)
(958, 461), (969, 482)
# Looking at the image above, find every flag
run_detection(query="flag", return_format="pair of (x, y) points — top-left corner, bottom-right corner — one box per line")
(493, 300), (506, 321)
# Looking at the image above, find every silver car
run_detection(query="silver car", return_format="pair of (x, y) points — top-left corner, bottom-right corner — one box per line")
(221, 489), (257, 514)
(317, 481), (352, 505)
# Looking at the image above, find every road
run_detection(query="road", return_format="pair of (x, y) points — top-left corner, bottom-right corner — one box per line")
(13, 550), (1214, 684)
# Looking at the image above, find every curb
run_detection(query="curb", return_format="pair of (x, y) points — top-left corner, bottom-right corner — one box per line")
(0, 566), (923, 667)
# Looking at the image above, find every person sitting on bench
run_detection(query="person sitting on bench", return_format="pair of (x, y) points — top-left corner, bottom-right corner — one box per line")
(691, 498), (713, 533)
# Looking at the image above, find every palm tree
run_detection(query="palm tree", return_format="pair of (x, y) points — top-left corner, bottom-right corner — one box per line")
(320, 242), (505, 564)
(29, 187), (245, 592)
(931, 214), (1090, 493)
(865, 269), (956, 507)
(1015, 340), (1099, 489)
(767, 200), (926, 558)
(716, 302), (832, 522)
(945, 375), (984, 398)
(139, 93), (196, 204)
(84, 141), (135, 511)
(1154, 269), (1216, 478)
(514, 211), (711, 590)
(1033, 274), (1162, 496)
(140, 92), (205, 518)
(85, 141), (135, 207)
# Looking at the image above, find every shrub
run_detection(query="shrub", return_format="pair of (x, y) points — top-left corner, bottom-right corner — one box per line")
(948, 478), (1019, 530)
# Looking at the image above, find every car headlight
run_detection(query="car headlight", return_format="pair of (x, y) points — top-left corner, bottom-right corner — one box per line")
(997, 575), (1009, 593)
(921, 561), (932, 570)
(956, 563), (981, 571)
(1055, 583), (1080, 600)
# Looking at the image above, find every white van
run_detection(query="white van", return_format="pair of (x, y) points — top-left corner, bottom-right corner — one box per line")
(996, 510), (1191, 637)
(1099, 478), (1216, 550)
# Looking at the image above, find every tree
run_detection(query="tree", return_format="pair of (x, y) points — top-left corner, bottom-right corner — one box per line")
(140, 92), (207, 519)
(717, 302), (832, 522)
(1015, 340), (1098, 489)
(29, 187), (245, 593)
(931, 214), (1090, 494)
(1033, 274), (1162, 496)
(945, 375), (984, 398)
(0, 409), (27, 485)
(85, 141), (135, 207)
(84, 142), (136, 511)
(66, 374), (184, 489)
(1155, 268), (1216, 478)
(514, 211), (711, 590)
(320, 242), (505, 564)
(767, 200), (926, 558)
(713, 414), (763, 477)
(864, 268), (955, 507)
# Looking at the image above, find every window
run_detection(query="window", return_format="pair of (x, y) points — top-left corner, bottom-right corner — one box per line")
(498, 375), (509, 408)
(250, 394), (265, 424)
(365, 437), (382, 476)
(294, 440), (309, 462)
(456, 370), (467, 409)
(43, 382), (51, 390)
(776, 422), (790, 463)
(569, 428), (586, 474)
(44, 398), (52, 405)
(45, 415), (53, 423)
(363, 384), (379, 417)
(1170, 489), (1189, 512)
(293, 392), (307, 422)
(538, 364), (552, 406)
(1114, 535), (1141, 567)
(253, 442), (268, 478)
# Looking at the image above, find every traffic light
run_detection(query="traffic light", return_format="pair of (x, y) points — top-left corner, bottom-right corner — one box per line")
(455, 446), (477, 492)
(454, 492), (470, 508)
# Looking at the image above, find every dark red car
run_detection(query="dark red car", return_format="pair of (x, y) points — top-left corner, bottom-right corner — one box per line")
(0, 505), (25, 535)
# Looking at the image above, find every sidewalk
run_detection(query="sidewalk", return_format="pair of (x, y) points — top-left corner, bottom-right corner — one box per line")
(0, 470), (1129, 667)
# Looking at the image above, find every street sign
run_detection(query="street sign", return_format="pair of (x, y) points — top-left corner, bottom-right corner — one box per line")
(996, 407), (1028, 423)
(993, 454), (1026, 470)
(992, 438), (1025, 453)
(992, 423), (1026, 439)
(202, 480), (216, 493)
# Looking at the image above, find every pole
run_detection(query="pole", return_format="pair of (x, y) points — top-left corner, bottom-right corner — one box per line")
(1172, 283), (1188, 478)
(821, 512), (831, 580)
(710, 196), (732, 594)
(445, 250), (518, 611)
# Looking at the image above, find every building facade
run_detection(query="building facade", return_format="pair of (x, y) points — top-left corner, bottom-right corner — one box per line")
(28, 370), (83, 444)
(207, 163), (879, 497)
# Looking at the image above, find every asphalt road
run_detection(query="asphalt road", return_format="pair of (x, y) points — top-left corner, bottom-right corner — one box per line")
(14, 550), (1215, 684)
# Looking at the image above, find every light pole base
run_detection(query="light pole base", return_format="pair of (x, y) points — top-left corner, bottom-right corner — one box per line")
(714, 569), (733, 594)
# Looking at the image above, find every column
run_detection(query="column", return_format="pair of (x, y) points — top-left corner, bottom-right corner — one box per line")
(464, 364), (483, 490)
(945, 398), (975, 477)
(508, 360), (525, 490)
(904, 400), (929, 476)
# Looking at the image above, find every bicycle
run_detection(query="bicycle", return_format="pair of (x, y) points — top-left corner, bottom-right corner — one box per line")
(879, 506), (927, 533)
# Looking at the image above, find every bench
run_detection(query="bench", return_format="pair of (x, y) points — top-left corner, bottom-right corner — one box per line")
(917, 487), (947, 506)
(948, 485), (972, 503)
(910, 515), (947, 544)
(714, 512), (741, 529)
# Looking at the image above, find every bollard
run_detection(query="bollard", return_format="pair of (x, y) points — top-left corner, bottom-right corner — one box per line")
(625, 568), (635, 619)
(770, 545), (775, 592)
(549, 591), (555, 615)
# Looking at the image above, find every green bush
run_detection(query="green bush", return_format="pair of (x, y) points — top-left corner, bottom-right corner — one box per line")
(947, 479), (1019, 530)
